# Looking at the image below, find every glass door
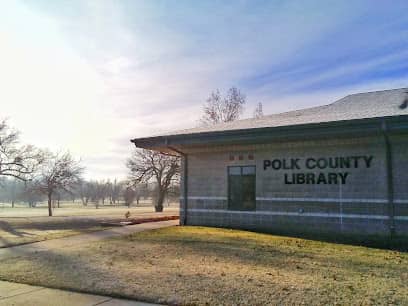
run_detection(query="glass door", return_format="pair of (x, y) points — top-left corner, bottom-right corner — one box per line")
(228, 166), (256, 211)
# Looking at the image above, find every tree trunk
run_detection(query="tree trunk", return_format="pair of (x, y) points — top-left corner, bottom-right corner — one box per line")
(155, 191), (165, 212)
(48, 193), (53, 216)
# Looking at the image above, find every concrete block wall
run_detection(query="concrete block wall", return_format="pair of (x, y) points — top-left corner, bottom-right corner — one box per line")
(179, 135), (408, 237)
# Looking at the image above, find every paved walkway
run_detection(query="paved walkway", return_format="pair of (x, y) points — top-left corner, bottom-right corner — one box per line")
(0, 220), (179, 260)
(0, 280), (161, 306)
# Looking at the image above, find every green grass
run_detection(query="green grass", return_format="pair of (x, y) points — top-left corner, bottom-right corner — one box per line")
(0, 226), (406, 305)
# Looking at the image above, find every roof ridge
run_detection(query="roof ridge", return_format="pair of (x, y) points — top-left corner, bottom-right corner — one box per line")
(224, 88), (408, 123)
(145, 86), (408, 138)
(340, 86), (408, 98)
(262, 102), (331, 118)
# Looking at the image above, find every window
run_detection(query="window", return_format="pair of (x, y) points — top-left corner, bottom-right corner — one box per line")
(228, 166), (256, 211)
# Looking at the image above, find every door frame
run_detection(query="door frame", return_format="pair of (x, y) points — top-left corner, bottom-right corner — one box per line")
(227, 165), (256, 211)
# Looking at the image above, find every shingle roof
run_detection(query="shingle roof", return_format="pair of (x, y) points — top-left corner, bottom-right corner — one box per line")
(162, 87), (408, 137)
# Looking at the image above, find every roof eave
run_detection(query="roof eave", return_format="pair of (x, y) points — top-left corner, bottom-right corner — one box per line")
(131, 115), (408, 151)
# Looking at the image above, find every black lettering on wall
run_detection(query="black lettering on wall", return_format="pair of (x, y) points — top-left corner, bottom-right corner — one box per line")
(306, 158), (316, 169)
(340, 157), (350, 168)
(364, 155), (374, 168)
(327, 173), (338, 184)
(263, 160), (271, 170)
(284, 174), (293, 184)
(338, 172), (349, 184)
(306, 173), (315, 184)
(272, 159), (282, 170)
(263, 155), (372, 185)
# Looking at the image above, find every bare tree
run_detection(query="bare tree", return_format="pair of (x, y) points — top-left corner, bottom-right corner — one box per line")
(33, 151), (83, 216)
(253, 102), (264, 119)
(86, 180), (101, 207)
(0, 120), (44, 180)
(199, 87), (246, 125)
(108, 179), (122, 205)
(126, 149), (180, 212)
(0, 178), (24, 207)
(78, 180), (92, 206)
(123, 186), (136, 207)
(98, 180), (110, 205)
(0, 178), (44, 207)
(20, 181), (43, 207)
(137, 182), (149, 201)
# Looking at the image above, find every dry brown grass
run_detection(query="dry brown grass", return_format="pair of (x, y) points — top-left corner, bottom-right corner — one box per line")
(0, 226), (406, 305)
(0, 206), (179, 247)
(0, 218), (107, 248)
(0, 203), (179, 218)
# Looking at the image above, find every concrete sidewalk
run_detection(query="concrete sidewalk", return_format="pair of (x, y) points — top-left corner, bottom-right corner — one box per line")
(0, 220), (179, 260)
(0, 280), (161, 306)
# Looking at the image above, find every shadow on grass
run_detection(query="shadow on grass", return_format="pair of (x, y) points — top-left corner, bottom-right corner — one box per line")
(182, 225), (408, 252)
(0, 240), (164, 305)
(128, 226), (408, 275)
(1, 225), (407, 305)
(0, 221), (35, 237)
(0, 220), (38, 247)
(0, 218), (108, 248)
(252, 227), (408, 252)
(0, 232), (267, 305)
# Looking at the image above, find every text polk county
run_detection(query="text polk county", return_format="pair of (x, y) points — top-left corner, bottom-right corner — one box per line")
(263, 155), (374, 185)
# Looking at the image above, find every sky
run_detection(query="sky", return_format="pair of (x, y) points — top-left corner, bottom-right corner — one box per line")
(1, 0), (407, 180)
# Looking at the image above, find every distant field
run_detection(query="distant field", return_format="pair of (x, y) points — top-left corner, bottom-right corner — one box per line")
(0, 201), (179, 247)
(0, 200), (179, 218)
(0, 226), (406, 305)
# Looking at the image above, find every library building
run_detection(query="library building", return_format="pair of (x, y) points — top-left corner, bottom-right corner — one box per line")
(131, 88), (408, 237)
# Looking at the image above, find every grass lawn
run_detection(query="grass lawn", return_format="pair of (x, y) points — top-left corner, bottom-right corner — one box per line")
(0, 204), (179, 248)
(0, 201), (179, 218)
(0, 217), (108, 248)
(0, 226), (406, 305)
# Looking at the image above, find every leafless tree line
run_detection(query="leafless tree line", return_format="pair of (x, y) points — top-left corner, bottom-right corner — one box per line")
(0, 120), (84, 216)
(1, 87), (261, 215)
(0, 119), (180, 215)
(0, 177), (178, 209)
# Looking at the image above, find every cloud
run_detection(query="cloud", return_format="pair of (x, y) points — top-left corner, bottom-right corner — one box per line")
(1, 0), (407, 179)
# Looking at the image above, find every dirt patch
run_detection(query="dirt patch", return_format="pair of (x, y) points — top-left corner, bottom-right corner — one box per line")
(101, 215), (179, 226)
